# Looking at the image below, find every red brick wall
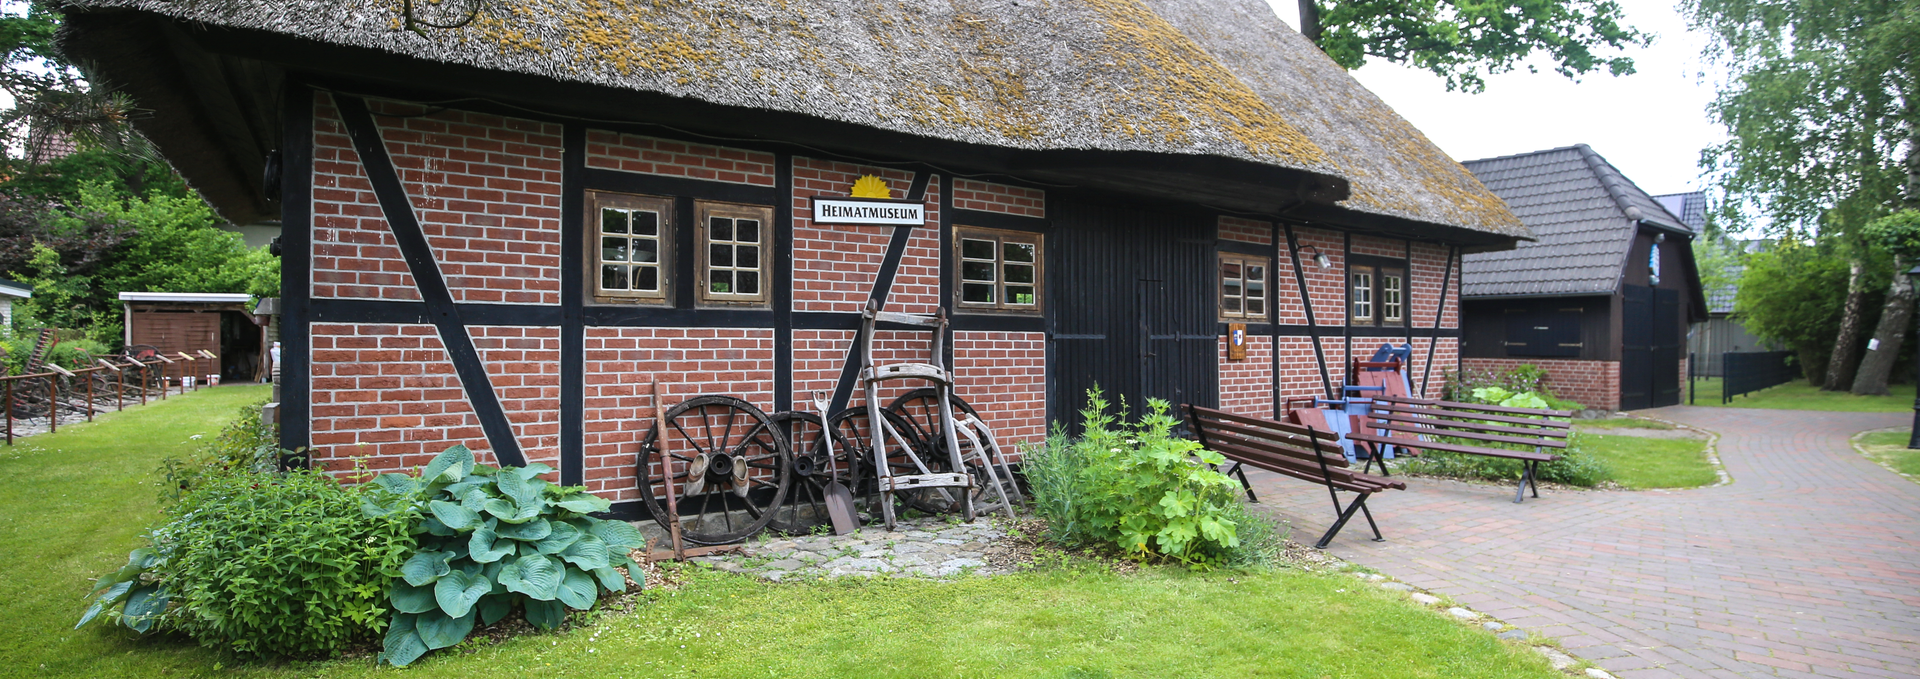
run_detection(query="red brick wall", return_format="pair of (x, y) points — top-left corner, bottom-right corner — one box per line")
(586, 131), (776, 186)
(1218, 334), (1274, 419)
(952, 179), (1045, 217)
(1461, 357), (1619, 411)
(1218, 216), (1273, 246)
(954, 331), (1048, 449)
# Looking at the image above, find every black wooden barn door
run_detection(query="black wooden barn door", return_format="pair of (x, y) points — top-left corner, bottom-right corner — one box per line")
(1620, 285), (1682, 409)
(1050, 196), (1216, 429)
(1652, 288), (1682, 407)
(1620, 285), (1653, 410)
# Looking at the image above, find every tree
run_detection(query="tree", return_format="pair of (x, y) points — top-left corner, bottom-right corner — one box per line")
(1734, 240), (1888, 382)
(1854, 210), (1920, 394)
(1295, 0), (1649, 92)
(1685, 0), (1918, 391)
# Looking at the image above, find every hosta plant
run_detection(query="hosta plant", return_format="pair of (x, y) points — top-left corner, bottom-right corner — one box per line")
(75, 547), (169, 633)
(361, 445), (647, 667)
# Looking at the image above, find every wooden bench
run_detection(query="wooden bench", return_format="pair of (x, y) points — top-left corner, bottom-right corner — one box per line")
(1183, 404), (1406, 549)
(1345, 396), (1573, 504)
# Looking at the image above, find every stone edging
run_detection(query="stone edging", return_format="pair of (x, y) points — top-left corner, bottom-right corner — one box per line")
(1352, 571), (1617, 678)
(1850, 426), (1918, 486)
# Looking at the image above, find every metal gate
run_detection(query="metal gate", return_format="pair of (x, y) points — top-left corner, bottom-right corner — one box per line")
(1049, 196), (1217, 428)
(1620, 285), (1682, 410)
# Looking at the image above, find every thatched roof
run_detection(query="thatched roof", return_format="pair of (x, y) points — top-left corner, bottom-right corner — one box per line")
(64, 0), (1521, 237)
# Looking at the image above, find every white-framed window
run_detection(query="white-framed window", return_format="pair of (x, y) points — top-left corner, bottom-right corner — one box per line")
(956, 226), (1042, 313)
(696, 201), (772, 307)
(590, 191), (671, 304)
(1219, 254), (1269, 320)
(1381, 268), (1404, 323)
(1350, 266), (1374, 323)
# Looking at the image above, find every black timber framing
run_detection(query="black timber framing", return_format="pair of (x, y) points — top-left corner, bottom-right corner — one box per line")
(560, 124), (586, 485)
(277, 81), (313, 463)
(334, 94), (529, 468)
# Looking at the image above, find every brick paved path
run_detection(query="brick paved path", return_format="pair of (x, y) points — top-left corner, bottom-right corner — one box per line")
(1242, 407), (1918, 679)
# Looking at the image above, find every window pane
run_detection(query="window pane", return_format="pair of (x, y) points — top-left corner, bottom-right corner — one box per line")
(736, 219), (760, 243)
(631, 210), (657, 236)
(1006, 263), (1034, 284)
(602, 208), (628, 234)
(710, 270), (732, 294)
(1223, 277), (1242, 298)
(1247, 298), (1265, 316)
(635, 265), (658, 292)
(1007, 285), (1035, 305)
(1222, 261), (1241, 280)
(710, 217), (732, 242)
(737, 270), (760, 295)
(1247, 265), (1265, 285)
(1004, 241), (1035, 263)
(601, 264), (628, 291)
(962, 282), (994, 303)
(710, 243), (733, 268)
(962, 261), (996, 282)
(737, 244), (759, 269)
(633, 238), (657, 263)
(601, 237), (628, 262)
(1223, 295), (1241, 313)
(961, 238), (995, 260)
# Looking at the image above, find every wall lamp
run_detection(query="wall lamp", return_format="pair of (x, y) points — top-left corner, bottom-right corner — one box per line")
(1295, 244), (1332, 268)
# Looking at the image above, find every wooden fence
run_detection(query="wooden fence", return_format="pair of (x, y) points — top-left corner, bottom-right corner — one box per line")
(2, 350), (224, 444)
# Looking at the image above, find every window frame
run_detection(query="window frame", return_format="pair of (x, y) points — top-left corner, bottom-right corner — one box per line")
(695, 200), (774, 308)
(587, 190), (673, 306)
(953, 226), (1044, 314)
(1348, 257), (1410, 328)
(1217, 253), (1270, 321)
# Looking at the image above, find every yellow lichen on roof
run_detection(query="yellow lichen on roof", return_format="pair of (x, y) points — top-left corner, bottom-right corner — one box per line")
(1083, 0), (1324, 165)
(889, 8), (1042, 141)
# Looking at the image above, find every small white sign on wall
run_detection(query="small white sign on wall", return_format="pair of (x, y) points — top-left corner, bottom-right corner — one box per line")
(1868, 338), (1881, 351)
(810, 198), (925, 226)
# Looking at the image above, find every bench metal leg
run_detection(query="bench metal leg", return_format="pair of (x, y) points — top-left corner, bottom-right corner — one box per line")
(1315, 492), (1373, 549)
(1226, 462), (1259, 503)
(1359, 497), (1385, 542)
(1513, 459), (1540, 504)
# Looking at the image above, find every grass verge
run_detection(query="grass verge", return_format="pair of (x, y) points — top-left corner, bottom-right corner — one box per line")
(1684, 378), (1913, 412)
(6, 384), (1564, 679)
(1574, 433), (1718, 489)
(1854, 429), (1919, 481)
(1573, 417), (1675, 431)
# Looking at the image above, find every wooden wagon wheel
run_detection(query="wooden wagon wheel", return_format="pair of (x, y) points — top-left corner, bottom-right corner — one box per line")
(887, 388), (1023, 516)
(637, 395), (792, 545)
(763, 411), (860, 535)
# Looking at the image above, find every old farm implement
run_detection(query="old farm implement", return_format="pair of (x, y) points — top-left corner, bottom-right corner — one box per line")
(637, 300), (1023, 547)
(0, 335), (198, 443)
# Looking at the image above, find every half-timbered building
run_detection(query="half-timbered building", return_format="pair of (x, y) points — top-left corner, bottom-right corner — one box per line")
(63, 0), (1530, 517)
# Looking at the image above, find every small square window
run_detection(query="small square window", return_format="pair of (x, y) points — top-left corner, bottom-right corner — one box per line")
(1380, 268), (1404, 323)
(955, 226), (1043, 313)
(1350, 267), (1374, 322)
(697, 201), (773, 307)
(588, 191), (672, 304)
(1219, 254), (1269, 321)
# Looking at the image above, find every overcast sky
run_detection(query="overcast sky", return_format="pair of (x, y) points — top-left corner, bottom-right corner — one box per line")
(1259, 0), (1725, 198)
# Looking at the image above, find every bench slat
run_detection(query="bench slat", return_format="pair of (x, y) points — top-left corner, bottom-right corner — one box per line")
(1191, 413), (1347, 458)
(1348, 431), (1560, 462)
(1205, 438), (1400, 493)
(1373, 396), (1575, 420)
(1366, 420), (1571, 450)
(1366, 411), (1572, 439)
(1372, 402), (1573, 430)
(1191, 406), (1339, 441)
(1202, 426), (1351, 469)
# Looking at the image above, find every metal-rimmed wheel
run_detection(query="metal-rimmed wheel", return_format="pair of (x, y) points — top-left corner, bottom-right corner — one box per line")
(638, 395), (792, 545)
(764, 411), (857, 535)
(826, 407), (949, 515)
(887, 389), (1023, 517)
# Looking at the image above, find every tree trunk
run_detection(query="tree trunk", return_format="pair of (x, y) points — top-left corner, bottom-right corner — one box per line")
(1851, 257), (1913, 395)
(1298, 0), (1322, 43)
(1823, 258), (1868, 390)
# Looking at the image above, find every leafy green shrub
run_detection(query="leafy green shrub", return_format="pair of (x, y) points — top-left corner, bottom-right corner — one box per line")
(159, 400), (281, 501)
(1021, 388), (1245, 565)
(1399, 432), (1611, 487)
(359, 445), (647, 667)
(79, 469), (415, 658)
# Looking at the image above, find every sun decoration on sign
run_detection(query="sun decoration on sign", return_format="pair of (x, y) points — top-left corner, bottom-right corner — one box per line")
(850, 175), (892, 199)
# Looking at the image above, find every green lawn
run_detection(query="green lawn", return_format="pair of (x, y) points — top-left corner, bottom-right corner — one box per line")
(1856, 429), (1920, 479)
(5, 384), (1564, 679)
(1685, 378), (1914, 412)
(1574, 417), (1675, 431)
(1573, 432), (1718, 490)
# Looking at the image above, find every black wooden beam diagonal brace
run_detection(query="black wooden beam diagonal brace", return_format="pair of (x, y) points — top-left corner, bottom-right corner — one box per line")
(827, 171), (933, 417)
(334, 95), (527, 468)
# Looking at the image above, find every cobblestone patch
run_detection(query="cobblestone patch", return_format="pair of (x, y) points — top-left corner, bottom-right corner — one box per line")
(684, 516), (1019, 580)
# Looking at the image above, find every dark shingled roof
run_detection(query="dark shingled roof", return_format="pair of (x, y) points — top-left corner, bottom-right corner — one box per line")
(1653, 191), (1707, 234)
(64, 0), (1522, 238)
(1459, 145), (1688, 298)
